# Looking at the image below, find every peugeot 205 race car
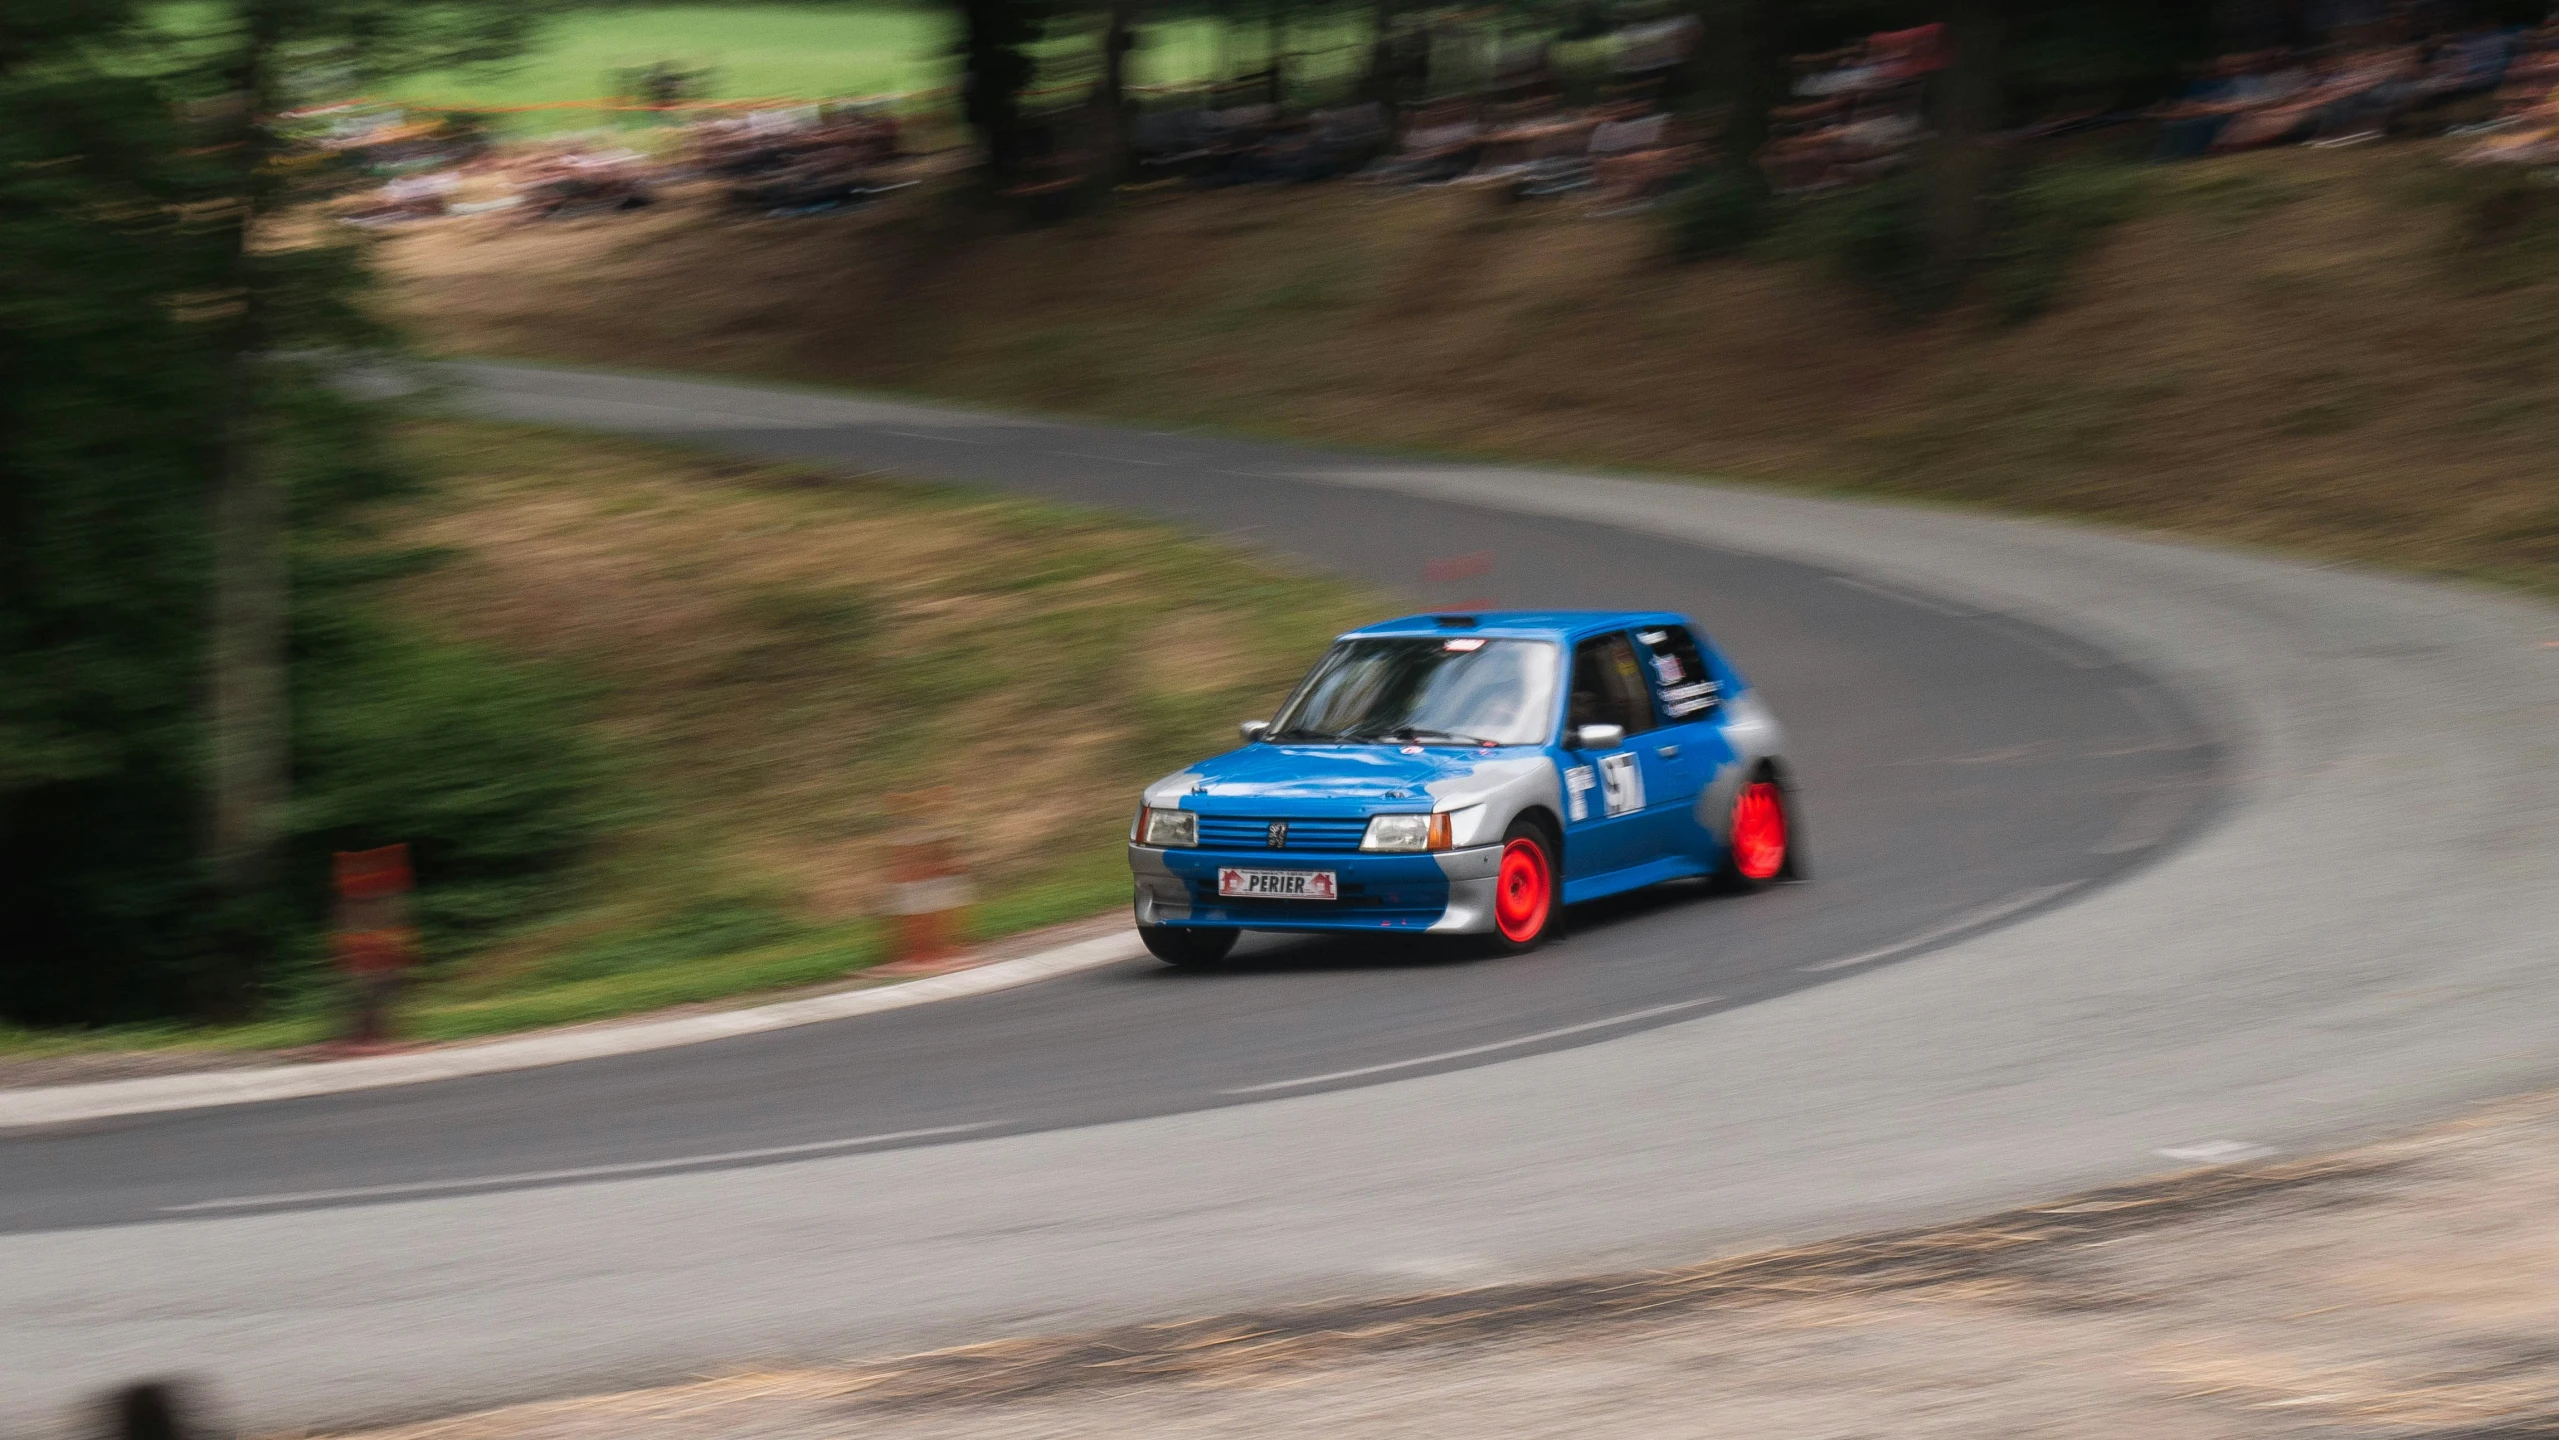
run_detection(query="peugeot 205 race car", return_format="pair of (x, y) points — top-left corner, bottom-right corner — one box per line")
(1126, 610), (1797, 965)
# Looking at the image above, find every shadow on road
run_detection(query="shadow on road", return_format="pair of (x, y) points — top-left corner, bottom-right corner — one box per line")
(1141, 876), (1769, 978)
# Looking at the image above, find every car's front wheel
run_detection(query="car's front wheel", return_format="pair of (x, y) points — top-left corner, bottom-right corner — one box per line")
(1142, 924), (1239, 968)
(1486, 819), (1559, 954)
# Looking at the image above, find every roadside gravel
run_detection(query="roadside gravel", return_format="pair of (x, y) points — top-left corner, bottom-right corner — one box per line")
(320, 1088), (2559, 1440)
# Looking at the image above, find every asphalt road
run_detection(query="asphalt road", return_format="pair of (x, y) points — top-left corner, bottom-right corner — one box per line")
(7, 364), (2552, 1436)
(2, 367), (2213, 1233)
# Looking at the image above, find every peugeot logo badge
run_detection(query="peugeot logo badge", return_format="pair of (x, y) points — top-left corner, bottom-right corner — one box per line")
(1266, 821), (1288, 849)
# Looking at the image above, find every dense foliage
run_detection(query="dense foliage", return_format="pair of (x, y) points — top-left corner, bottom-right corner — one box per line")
(2, 1), (229, 1021)
(1665, 166), (1774, 259)
(0, 0), (607, 1026)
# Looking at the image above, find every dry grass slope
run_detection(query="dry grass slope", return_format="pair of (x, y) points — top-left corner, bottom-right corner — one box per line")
(386, 142), (2559, 598)
(383, 422), (1372, 1031)
(0, 423), (1373, 1058)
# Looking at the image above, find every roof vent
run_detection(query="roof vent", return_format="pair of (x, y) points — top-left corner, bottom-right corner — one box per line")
(1432, 614), (1479, 629)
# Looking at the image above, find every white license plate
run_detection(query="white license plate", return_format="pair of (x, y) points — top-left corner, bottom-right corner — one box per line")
(1218, 867), (1338, 901)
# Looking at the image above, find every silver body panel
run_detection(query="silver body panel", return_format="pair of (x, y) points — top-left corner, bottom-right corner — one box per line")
(1693, 690), (1788, 847)
(1127, 843), (1188, 924)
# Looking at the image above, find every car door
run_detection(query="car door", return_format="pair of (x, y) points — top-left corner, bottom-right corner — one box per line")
(1631, 623), (1739, 862)
(1559, 631), (1657, 880)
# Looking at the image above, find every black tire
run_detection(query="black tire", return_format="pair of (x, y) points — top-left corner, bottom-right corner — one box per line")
(1483, 816), (1561, 956)
(1142, 924), (1239, 968)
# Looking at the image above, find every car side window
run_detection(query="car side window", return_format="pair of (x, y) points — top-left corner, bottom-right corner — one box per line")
(1633, 626), (1722, 720)
(1568, 633), (1656, 737)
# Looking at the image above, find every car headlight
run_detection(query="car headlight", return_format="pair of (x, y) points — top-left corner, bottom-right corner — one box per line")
(1361, 812), (1453, 852)
(1140, 807), (1198, 848)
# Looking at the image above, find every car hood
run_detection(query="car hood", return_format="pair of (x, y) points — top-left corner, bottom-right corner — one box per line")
(1159, 744), (1513, 810)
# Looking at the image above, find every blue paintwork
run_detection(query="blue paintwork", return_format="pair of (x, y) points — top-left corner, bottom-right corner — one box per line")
(1155, 849), (1458, 931)
(1561, 853), (1713, 907)
(1181, 745), (1512, 815)
(1341, 611), (1689, 638)
(1131, 610), (1767, 936)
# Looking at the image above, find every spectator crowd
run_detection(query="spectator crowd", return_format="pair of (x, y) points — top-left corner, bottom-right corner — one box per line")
(320, 3), (2559, 237)
(2153, 15), (2559, 159)
(321, 100), (913, 229)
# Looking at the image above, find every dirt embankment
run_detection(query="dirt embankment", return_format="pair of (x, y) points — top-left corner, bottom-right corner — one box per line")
(384, 146), (2559, 599)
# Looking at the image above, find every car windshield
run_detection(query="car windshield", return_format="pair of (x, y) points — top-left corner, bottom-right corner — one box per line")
(1267, 637), (1559, 747)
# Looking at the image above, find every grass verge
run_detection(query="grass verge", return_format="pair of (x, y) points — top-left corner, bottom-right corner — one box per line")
(1, 420), (1375, 1064)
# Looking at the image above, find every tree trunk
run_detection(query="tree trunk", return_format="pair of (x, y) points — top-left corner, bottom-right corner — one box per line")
(1264, 0), (1285, 106)
(205, 0), (287, 1014)
(1365, 0), (1397, 112)
(961, 0), (1035, 181)
(1714, 0), (1784, 172)
(1096, 0), (1135, 183)
(1926, 0), (2003, 301)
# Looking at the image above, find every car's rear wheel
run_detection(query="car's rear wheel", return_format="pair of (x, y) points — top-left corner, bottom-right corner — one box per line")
(1726, 777), (1792, 885)
(1143, 924), (1239, 968)
(1487, 820), (1558, 954)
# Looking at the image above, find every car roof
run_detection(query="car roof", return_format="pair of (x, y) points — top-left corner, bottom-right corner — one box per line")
(1342, 609), (1692, 643)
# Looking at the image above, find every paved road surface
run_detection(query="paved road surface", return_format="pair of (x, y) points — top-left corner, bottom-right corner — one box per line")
(3, 370), (2212, 1231)
(4, 363), (2551, 1435)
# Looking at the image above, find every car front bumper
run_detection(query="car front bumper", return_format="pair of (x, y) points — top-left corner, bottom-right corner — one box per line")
(1129, 842), (1505, 934)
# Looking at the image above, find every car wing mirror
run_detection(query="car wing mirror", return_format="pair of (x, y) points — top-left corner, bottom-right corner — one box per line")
(1572, 723), (1625, 751)
(1240, 719), (1271, 742)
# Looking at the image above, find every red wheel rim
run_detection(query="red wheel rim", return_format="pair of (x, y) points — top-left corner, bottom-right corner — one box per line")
(1732, 781), (1788, 881)
(1494, 837), (1553, 943)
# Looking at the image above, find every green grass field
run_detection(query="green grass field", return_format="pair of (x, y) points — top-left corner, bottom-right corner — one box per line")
(374, 3), (1390, 133)
(380, 5), (958, 120)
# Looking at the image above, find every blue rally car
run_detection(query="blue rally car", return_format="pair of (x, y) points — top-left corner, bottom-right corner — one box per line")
(1127, 610), (1797, 965)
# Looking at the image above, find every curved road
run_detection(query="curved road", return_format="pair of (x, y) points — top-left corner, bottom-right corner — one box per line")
(3, 370), (2215, 1231)
(5, 363), (2553, 1434)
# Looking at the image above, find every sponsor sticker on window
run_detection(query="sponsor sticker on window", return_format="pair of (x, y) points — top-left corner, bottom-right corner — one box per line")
(1637, 627), (1723, 718)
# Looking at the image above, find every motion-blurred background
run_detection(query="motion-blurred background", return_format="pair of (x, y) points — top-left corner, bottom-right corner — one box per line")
(7, 0), (2554, 1064)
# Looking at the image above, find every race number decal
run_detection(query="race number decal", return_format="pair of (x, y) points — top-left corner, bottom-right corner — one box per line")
(1598, 751), (1644, 817)
(1564, 764), (1596, 821)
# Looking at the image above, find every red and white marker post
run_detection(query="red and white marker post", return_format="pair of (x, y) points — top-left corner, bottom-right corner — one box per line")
(330, 843), (418, 1052)
(873, 790), (976, 976)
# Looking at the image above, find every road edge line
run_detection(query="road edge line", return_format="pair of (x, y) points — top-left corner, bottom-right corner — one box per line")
(0, 931), (1143, 1130)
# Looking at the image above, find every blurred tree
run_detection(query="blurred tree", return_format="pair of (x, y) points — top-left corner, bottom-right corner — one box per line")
(1926, 0), (2219, 291)
(1096, 0), (1138, 182)
(194, 0), (546, 1011)
(1683, 0), (2218, 297)
(1263, 0), (1287, 103)
(2, 0), (232, 1020)
(1363, 0), (1397, 108)
(1926, 0), (2005, 299)
(1698, 0), (2221, 180)
(962, 0), (1044, 179)
(2, 0), (566, 1024)
(1708, 0), (1788, 172)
